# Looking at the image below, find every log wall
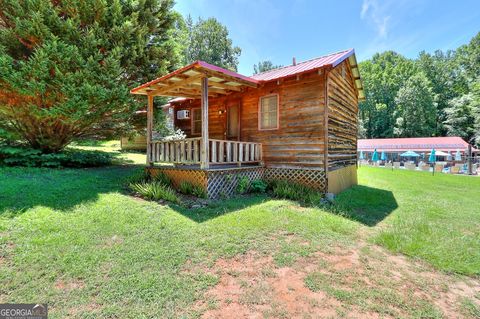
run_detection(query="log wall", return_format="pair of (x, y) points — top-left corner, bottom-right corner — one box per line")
(326, 60), (359, 170)
(172, 71), (326, 169)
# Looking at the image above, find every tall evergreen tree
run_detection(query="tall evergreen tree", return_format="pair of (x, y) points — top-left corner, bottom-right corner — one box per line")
(0, 0), (179, 152)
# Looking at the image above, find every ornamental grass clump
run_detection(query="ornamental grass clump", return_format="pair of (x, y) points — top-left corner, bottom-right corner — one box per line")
(128, 170), (179, 203)
(151, 172), (171, 186)
(272, 180), (323, 206)
(129, 181), (179, 204)
(179, 181), (207, 198)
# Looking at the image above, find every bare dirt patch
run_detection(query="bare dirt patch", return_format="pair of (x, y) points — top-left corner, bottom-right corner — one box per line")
(54, 278), (85, 292)
(103, 234), (124, 247)
(195, 244), (480, 318)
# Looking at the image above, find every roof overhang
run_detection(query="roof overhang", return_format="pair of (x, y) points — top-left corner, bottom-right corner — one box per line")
(344, 52), (365, 102)
(131, 49), (365, 102)
(130, 61), (259, 98)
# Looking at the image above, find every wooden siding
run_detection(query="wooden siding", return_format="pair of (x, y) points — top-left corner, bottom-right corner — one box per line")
(326, 60), (359, 170)
(172, 71), (327, 169)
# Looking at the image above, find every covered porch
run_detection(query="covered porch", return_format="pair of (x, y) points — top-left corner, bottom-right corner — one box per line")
(131, 61), (262, 169)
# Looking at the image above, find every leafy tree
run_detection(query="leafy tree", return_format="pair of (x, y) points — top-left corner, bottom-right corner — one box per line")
(0, 0), (179, 152)
(444, 94), (476, 143)
(181, 16), (241, 71)
(394, 73), (437, 137)
(253, 60), (282, 74)
(359, 51), (417, 138)
(470, 80), (480, 146)
(417, 50), (467, 135)
(358, 33), (480, 140)
(455, 32), (480, 82)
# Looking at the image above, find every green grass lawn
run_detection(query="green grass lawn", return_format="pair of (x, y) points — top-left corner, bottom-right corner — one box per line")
(1, 156), (479, 318)
(70, 140), (146, 165)
(336, 166), (480, 275)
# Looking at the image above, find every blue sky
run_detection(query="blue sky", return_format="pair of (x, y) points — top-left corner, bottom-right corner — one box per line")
(175, 0), (480, 75)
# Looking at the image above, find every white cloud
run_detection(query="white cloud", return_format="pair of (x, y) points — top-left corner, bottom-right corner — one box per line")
(361, 0), (391, 39)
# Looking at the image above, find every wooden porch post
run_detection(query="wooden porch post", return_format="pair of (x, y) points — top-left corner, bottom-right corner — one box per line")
(200, 77), (209, 169)
(146, 95), (154, 166)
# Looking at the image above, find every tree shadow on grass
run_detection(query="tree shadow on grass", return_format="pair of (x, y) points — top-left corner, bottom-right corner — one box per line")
(0, 165), (142, 216)
(332, 185), (398, 226)
(167, 185), (398, 227)
(168, 195), (269, 223)
(1, 163), (398, 228)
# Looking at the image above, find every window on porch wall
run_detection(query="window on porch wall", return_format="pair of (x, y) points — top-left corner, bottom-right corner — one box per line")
(259, 95), (279, 130)
(192, 108), (202, 135)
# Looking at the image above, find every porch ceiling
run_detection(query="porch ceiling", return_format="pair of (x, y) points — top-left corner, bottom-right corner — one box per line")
(130, 61), (259, 98)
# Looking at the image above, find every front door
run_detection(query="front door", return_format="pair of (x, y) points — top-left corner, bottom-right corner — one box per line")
(226, 104), (240, 140)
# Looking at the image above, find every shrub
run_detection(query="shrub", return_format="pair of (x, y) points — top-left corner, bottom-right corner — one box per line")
(62, 149), (113, 167)
(272, 180), (323, 205)
(236, 176), (250, 194)
(0, 145), (114, 168)
(179, 181), (207, 198)
(129, 182), (179, 203)
(250, 179), (268, 193)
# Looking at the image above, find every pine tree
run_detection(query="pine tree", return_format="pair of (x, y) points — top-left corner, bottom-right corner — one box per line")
(0, 0), (180, 152)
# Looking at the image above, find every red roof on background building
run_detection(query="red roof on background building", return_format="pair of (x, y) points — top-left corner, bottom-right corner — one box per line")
(358, 137), (478, 153)
(250, 49), (355, 81)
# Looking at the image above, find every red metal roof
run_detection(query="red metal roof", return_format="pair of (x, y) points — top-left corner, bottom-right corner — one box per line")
(358, 137), (478, 153)
(130, 61), (259, 94)
(130, 49), (364, 99)
(250, 49), (355, 81)
(196, 61), (260, 84)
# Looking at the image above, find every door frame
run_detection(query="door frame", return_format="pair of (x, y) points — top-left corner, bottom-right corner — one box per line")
(225, 100), (241, 141)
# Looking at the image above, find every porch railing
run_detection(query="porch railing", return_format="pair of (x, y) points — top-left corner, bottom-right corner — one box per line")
(149, 138), (262, 165)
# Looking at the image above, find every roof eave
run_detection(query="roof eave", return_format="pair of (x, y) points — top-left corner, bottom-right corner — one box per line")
(130, 62), (201, 94)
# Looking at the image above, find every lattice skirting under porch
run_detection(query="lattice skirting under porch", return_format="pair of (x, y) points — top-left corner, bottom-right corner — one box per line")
(146, 166), (327, 199)
(147, 167), (207, 189)
(263, 167), (327, 192)
(206, 167), (264, 198)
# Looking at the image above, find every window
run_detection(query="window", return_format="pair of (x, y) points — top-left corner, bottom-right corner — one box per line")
(191, 108), (202, 134)
(259, 94), (279, 130)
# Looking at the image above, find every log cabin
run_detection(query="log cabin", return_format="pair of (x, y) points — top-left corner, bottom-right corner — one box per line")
(130, 48), (365, 198)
